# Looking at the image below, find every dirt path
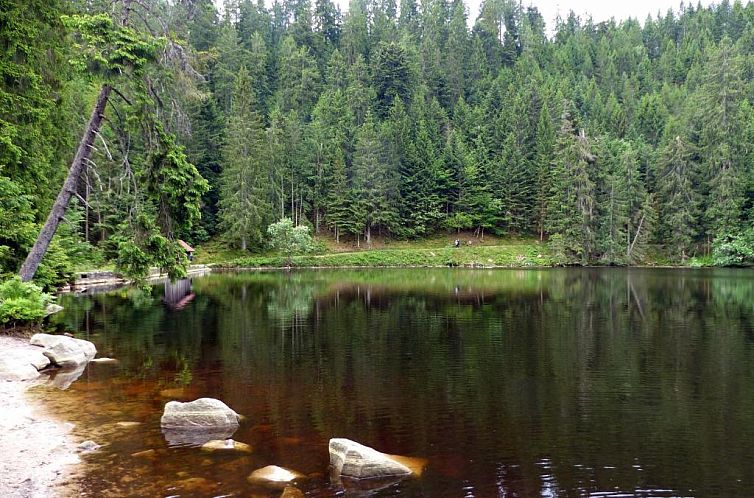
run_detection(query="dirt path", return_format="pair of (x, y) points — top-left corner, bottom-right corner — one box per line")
(0, 336), (80, 498)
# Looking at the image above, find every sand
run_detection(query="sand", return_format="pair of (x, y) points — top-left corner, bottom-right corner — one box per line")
(0, 336), (80, 498)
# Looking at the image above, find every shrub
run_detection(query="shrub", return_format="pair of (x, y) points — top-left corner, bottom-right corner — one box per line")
(0, 277), (53, 325)
(712, 230), (754, 267)
(267, 218), (314, 265)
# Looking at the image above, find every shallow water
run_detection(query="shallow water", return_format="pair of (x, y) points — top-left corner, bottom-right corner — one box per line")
(46, 268), (754, 497)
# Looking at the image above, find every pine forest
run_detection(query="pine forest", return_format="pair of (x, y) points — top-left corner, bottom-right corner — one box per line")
(4, 0), (754, 288)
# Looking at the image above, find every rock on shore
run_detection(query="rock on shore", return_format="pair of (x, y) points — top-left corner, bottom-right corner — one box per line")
(30, 333), (96, 368)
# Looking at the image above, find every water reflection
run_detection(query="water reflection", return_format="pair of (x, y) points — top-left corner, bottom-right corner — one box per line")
(163, 278), (195, 310)
(48, 268), (754, 497)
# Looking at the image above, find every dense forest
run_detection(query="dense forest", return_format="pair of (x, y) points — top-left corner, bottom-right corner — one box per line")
(3, 0), (754, 287)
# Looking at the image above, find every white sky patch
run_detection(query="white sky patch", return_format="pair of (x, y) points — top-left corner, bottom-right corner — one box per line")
(216, 0), (722, 30)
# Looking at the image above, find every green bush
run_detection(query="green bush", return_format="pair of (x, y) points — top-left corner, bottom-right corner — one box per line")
(712, 230), (754, 267)
(0, 277), (53, 325)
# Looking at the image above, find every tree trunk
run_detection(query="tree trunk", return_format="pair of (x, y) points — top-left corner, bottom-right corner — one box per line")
(19, 85), (112, 282)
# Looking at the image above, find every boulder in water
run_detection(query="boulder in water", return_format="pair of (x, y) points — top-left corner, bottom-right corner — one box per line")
(160, 398), (240, 446)
(30, 333), (96, 368)
(329, 438), (412, 479)
(160, 398), (240, 430)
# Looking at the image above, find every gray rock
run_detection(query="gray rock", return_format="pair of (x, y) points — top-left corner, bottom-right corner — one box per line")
(0, 357), (40, 381)
(30, 333), (96, 368)
(28, 350), (51, 371)
(160, 398), (239, 431)
(329, 438), (412, 479)
(0, 345), (50, 380)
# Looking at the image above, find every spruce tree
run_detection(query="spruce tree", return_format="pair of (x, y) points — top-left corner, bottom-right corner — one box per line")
(546, 101), (596, 264)
(218, 68), (272, 250)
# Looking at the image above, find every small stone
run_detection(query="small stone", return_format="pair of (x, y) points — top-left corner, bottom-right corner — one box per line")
(116, 421), (141, 428)
(280, 486), (305, 498)
(77, 440), (101, 452)
(174, 477), (216, 494)
(201, 439), (252, 453)
(131, 449), (157, 459)
(90, 357), (119, 364)
(247, 465), (305, 489)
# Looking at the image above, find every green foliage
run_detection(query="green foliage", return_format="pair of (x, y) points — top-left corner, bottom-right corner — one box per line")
(267, 217), (315, 264)
(712, 230), (754, 267)
(145, 128), (210, 235)
(0, 277), (52, 325)
(61, 14), (160, 77)
(218, 67), (273, 251)
(9, 0), (754, 272)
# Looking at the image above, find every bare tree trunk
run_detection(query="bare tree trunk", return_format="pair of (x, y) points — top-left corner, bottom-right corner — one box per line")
(19, 85), (112, 282)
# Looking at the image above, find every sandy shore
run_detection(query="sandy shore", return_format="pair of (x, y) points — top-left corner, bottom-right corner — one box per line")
(0, 335), (80, 498)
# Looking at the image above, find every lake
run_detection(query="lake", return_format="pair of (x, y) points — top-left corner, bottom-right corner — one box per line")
(44, 268), (754, 497)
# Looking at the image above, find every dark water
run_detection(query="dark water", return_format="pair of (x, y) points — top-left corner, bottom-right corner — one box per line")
(46, 268), (754, 497)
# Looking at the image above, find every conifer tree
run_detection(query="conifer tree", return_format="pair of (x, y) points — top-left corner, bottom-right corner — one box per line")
(546, 101), (596, 264)
(351, 113), (398, 244)
(218, 68), (272, 250)
(656, 132), (700, 260)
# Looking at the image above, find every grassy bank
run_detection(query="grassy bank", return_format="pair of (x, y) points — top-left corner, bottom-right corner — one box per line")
(216, 242), (554, 269)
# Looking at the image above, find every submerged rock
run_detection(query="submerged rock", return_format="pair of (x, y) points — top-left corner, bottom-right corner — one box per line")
(30, 333), (96, 368)
(131, 449), (157, 460)
(115, 421), (141, 428)
(329, 438), (412, 479)
(89, 357), (119, 364)
(162, 427), (238, 447)
(280, 486), (305, 497)
(201, 438), (252, 453)
(247, 465), (305, 489)
(159, 386), (200, 399)
(77, 440), (101, 452)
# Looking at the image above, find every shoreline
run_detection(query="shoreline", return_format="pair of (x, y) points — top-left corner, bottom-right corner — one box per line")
(0, 336), (80, 498)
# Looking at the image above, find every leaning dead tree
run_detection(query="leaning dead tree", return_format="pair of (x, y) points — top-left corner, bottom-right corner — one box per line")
(19, 0), (133, 282)
(19, 0), (205, 282)
(19, 86), (113, 282)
